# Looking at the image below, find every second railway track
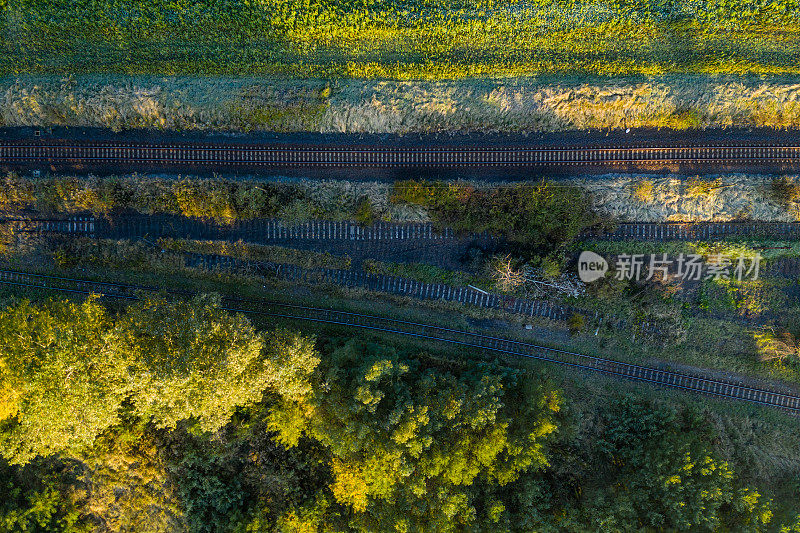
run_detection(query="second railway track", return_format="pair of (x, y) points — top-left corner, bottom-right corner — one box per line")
(6, 214), (800, 242)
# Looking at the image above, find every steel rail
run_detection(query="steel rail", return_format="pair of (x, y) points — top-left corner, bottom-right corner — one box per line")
(4, 141), (800, 166)
(1, 268), (798, 413)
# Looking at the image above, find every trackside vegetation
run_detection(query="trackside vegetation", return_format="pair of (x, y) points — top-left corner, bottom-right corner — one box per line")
(0, 295), (798, 530)
(10, 76), (800, 133)
(2, 0), (800, 77)
(0, 173), (337, 223)
(391, 179), (599, 258)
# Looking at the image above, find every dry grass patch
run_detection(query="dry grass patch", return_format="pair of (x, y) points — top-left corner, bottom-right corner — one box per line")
(8, 76), (800, 133)
(576, 174), (798, 222)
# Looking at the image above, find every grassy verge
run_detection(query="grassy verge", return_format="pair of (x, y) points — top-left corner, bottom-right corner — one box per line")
(362, 259), (486, 287)
(4, 174), (800, 227)
(578, 238), (800, 260)
(0, 173), (409, 223)
(577, 174), (800, 222)
(10, 75), (800, 132)
(159, 239), (352, 270)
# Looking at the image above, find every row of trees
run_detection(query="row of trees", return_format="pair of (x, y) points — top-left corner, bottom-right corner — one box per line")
(0, 294), (318, 465)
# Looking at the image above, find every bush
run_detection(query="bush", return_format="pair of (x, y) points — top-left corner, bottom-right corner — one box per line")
(685, 177), (723, 198)
(0, 174), (35, 211)
(632, 180), (655, 203)
(753, 328), (799, 365)
(769, 177), (800, 207)
(354, 196), (376, 226)
(172, 180), (237, 223)
(391, 180), (596, 258)
(567, 312), (586, 335)
(539, 256), (562, 278)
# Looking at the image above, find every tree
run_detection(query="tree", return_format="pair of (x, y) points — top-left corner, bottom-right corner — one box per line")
(391, 181), (595, 259)
(0, 298), (128, 464)
(0, 458), (88, 532)
(510, 397), (775, 531)
(80, 420), (185, 533)
(583, 399), (737, 530)
(268, 338), (561, 531)
(0, 293), (319, 463)
(116, 294), (276, 432)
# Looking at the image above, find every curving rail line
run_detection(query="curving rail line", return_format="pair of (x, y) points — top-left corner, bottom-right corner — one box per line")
(3, 140), (800, 167)
(0, 268), (798, 413)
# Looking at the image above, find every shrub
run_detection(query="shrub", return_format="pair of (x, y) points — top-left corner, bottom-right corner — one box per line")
(391, 181), (596, 258)
(33, 178), (83, 213)
(490, 254), (526, 292)
(769, 177), (800, 207)
(632, 180), (655, 203)
(0, 174), (35, 210)
(391, 180), (449, 206)
(753, 328), (798, 364)
(539, 256), (562, 278)
(172, 180), (237, 223)
(354, 196), (376, 226)
(74, 177), (120, 214)
(278, 199), (319, 223)
(567, 312), (586, 335)
(685, 177), (723, 198)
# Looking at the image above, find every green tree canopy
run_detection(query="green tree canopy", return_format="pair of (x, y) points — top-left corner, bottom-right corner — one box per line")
(0, 297), (128, 465)
(268, 338), (561, 531)
(391, 181), (596, 257)
(116, 294), (317, 433)
(511, 397), (774, 532)
(0, 458), (88, 532)
(0, 294), (320, 465)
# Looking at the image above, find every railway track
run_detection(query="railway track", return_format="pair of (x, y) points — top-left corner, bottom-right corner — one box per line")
(5, 215), (800, 279)
(0, 268), (798, 413)
(584, 221), (800, 241)
(0, 216), (96, 236)
(4, 140), (800, 167)
(6, 214), (800, 243)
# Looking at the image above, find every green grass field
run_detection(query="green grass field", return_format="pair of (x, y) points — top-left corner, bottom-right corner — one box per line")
(3, 0), (800, 77)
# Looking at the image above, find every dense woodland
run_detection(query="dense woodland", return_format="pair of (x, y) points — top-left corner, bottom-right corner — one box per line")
(0, 294), (796, 531)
